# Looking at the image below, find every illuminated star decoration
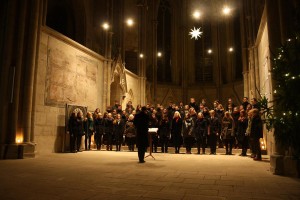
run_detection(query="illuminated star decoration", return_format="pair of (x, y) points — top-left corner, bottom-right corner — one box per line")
(189, 27), (203, 40)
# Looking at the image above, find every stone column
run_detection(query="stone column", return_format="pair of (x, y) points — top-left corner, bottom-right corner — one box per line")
(240, 0), (249, 98)
(0, 0), (45, 159)
(265, 0), (285, 175)
(181, 0), (188, 104)
(106, 31), (113, 107)
(214, 12), (225, 101)
(152, 19), (158, 104)
(137, 0), (147, 106)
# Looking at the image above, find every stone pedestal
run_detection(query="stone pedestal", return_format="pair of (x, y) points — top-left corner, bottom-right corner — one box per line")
(270, 154), (284, 175)
(283, 156), (300, 178)
(271, 154), (300, 178)
(0, 143), (36, 159)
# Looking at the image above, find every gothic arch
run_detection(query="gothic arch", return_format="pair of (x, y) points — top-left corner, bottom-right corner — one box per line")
(110, 55), (128, 106)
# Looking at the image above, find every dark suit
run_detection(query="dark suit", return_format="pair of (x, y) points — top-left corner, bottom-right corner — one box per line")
(68, 115), (77, 153)
(158, 119), (170, 153)
(114, 119), (125, 151)
(94, 118), (105, 150)
(237, 117), (248, 156)
(134, 111), (149, 162)
(74, 117), (84, 152)
(105, 118), (114, 151)
(250, 115), (263, 159)
(171, 117), (183, 153)
(208, 117), (221, 154)
(195, 118), (208, 154)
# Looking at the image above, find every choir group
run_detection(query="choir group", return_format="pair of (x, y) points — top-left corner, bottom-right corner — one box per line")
(68, 97), (263, 161)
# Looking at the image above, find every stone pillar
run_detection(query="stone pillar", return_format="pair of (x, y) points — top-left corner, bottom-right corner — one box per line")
(265, 0), (285, 175)
(137, 0), (147, 106)
(240, 1), (249, 98)
(243, 71), (249, 98)
(214, 16), (222, 100)
(253, 46), (260, 98)
(0, 0), (46, 159)
(181, 0), (188, 104)
(107, 31), (113, 107)
(152, 19), (158, 104)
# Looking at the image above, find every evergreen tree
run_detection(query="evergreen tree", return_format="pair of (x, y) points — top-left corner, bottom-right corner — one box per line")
(260, 32), (300, 157)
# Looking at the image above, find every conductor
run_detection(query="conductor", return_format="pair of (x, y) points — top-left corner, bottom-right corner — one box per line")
(134, 106), (149, 163)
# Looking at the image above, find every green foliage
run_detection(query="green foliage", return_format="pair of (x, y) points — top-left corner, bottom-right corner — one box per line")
(260, 33), (300, 157)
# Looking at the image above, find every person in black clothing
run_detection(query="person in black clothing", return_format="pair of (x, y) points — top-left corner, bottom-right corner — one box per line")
(189, 98), (199, 113)
(232, 107), (240, 148)
(215, 104), (225, 148)
(167, 102), (175, 121)
(179, 101), (184, 113)
(203, 107), (210, 119)
(242, 97), (250, 111)
(249, 109), (263, 161)
(226, 98), (236, 112)
(84, 112), (94, 151)
(105, 113), (114, 151)
(113, 113), (125, 151)
(237, 110), (248, 156)
(251, 98), (260, 110)
(94, 113), (105, 150)
(155, 107), (163, 123)
(171, 111), (183, 154)
(149, 112), (159, 152)
(125, 114), (136, 151)
(213, 100), (219, 111)
(68, 112), (77, 153)
(74, 112), (84, 152)
(195, 112), (208, 154)
(221, 112), (235, 155)
(158, 114), (170, 153)
(112, 100), (119, 111)
(133, 106), (149, 163)
(182, 113), (195, 154)
(208, 110), (221, 155)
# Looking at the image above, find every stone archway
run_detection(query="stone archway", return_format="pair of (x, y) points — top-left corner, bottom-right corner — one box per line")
(110, 55), (127, 108)
(110, 73), (125, 106)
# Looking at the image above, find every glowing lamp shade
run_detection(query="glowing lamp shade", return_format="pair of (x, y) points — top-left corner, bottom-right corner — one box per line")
(139, 53), (144, 58)
(157, 52), (162, 57)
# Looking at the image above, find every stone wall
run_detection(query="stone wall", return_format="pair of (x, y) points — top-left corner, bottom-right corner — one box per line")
(257, 20), (275, 155)
(123, 70), (141, 108)
(34, 27), (106, 154)
(155, 81), (244, 107)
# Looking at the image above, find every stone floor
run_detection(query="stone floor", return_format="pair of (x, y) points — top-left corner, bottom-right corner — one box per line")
(0, 149), (300, 200)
